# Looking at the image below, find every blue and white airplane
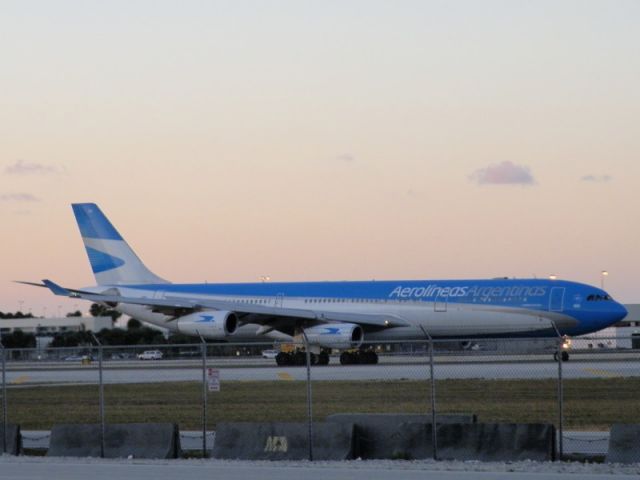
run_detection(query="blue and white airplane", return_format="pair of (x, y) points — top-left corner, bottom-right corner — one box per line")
(25, 203), (627, 365)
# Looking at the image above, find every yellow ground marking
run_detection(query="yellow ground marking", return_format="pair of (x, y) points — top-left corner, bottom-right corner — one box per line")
(10, 375), (30, 385)
(277, 372), (294, 381)
(583, 368), (622, 378)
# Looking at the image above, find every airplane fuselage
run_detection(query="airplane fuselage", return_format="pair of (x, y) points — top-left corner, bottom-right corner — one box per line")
(99, 277), (626, 341)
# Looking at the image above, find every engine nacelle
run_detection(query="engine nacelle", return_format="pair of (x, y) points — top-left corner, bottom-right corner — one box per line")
(304, 323), (364, 349)
(177, 311), (238, 339)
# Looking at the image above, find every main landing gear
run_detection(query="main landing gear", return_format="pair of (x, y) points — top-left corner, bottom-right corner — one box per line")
(274, 347), (379, 366)
(275, 349), (330, 366)
(339, 349), (378, 365)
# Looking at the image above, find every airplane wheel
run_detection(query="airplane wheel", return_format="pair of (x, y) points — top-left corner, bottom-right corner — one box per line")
(340, 352), (352, 365)
(319, 352), (329, 365)
(553, 352), (570, 362)
(367, 351), (378, 364)
(310, 353), (318, 366)
(294, 351), (306, 366)
(275, 352), (289, 366)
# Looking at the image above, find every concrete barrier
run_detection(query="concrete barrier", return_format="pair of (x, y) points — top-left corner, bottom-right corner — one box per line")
(326, 414), (476, 459)
(47, 423), (180, 458)
(212, 422), (355, 460)
(0, 424), (21, 455)
(437, 423), (556, 462)
(606, 424), (640, 464)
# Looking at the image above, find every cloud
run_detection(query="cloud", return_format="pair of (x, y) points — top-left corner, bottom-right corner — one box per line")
(581, 174), (612, 183)
(4, 159), (64, 175)
(470, 161), (535, 186)
(336, 153), (355, 163)
(0, 193), (41, 202)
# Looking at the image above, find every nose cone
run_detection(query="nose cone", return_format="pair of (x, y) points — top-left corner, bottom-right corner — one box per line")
(612, 301), (628, 323)
(572, 299), (628, 336)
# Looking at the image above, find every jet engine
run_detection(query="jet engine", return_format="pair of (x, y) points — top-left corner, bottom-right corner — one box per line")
(304, 323), (363, 349)
(176, 311), (238, 339)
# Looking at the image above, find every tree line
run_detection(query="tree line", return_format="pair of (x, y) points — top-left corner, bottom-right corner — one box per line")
(0, 304), (190, 348)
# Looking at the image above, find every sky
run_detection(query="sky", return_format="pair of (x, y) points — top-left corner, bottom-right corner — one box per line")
(1, 0), (639, 316)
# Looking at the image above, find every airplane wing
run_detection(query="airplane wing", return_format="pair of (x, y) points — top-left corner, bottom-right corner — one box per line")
(33, 280), (411, 330)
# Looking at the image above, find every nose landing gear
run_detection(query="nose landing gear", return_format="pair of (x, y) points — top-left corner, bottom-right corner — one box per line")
(553, 351), (570, 362)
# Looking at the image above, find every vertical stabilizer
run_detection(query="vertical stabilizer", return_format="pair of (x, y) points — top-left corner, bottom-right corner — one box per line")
(72, 203), (169, 285)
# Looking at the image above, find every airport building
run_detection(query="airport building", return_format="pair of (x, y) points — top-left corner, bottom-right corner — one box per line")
(583, 303), (640, 349)
(0, 316), (113, 336)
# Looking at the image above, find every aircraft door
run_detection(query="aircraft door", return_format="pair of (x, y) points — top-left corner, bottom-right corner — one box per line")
(434, 293), (447, 312)
(549, 287), (565, 312)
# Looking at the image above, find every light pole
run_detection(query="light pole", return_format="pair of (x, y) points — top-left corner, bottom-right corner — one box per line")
(601, 271), (609, 290)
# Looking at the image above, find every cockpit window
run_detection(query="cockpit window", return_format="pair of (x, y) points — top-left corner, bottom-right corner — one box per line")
(587, 294), (612, 302)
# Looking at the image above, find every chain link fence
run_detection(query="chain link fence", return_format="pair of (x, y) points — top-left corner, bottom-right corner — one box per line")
(0, 335), (638, 461)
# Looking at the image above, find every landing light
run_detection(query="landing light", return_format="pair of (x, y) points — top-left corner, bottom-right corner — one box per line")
(384, 319), (390, 326)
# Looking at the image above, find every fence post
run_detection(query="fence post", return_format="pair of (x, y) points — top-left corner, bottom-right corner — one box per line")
(551, 322), (564, 460)
(197, 332), (208, 458)
(420, 327), (438, 460)
(91, 333), (105, 458)
(302, 331), (313, 461)
(1, 341), (6, 454)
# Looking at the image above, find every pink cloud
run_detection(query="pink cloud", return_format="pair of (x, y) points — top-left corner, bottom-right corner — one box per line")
(581, 174), (612, 183)
(4, 159), (64, 175)
(470, 161), (535, 186)
(0, 193), (41, 202)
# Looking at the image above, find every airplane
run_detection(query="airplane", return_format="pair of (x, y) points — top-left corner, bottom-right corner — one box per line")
(22, 203), (627, 365)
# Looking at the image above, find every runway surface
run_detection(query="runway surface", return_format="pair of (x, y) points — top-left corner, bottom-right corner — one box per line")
(0, 458), (637, 480)
(5, 358), (639, 386)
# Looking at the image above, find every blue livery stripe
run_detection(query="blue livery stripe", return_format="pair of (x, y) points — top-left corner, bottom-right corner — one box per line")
(86, 247), (125, 273)
(72, 203), (123, 240)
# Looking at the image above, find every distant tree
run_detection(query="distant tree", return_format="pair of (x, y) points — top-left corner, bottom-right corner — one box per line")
(127, 318), (142, 330)
(134, 327), (166, 345)
(167, 332), (200, 344)
(1, 329), (36, 349)
(0, 311), (33, 319)
(66, 310), (82, 317)
(97, 327), (129, 345)
(49, 330), (94, 348)
(89, 303), (122, 323)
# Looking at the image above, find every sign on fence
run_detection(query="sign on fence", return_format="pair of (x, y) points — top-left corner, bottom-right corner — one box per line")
(207, 368), (220, 392)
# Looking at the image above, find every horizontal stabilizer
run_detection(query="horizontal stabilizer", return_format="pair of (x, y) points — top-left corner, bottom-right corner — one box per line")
(42, 279), (72, 296)
(14, 280), (47, 288)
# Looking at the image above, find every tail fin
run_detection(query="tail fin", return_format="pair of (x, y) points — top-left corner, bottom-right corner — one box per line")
(72, 203), (169, 285)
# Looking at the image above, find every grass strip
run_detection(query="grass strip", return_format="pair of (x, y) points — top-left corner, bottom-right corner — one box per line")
(7, 377), (639, 430)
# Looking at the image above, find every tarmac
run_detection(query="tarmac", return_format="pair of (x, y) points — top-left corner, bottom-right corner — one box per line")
(0, 457), (638, 480)
(5, 357), (639, 386)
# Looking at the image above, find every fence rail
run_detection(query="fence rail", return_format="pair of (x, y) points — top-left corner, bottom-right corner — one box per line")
(0, 335), (638, 462)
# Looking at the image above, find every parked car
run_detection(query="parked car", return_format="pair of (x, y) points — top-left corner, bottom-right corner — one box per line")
(137, 350), (163, 360)
(261, 349), (279, 359)
(63, 354), (84, 362)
